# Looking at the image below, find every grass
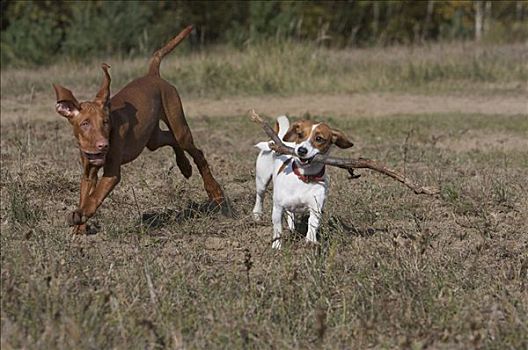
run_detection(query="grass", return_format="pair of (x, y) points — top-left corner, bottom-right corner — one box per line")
(1, 41), (526, 103)
(1, 107), (527, 348)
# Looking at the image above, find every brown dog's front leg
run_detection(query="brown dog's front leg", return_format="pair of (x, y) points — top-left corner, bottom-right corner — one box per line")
(79, 165), (100, 206)
(68, 165), (120, 227)
(71, 161), (100, 233)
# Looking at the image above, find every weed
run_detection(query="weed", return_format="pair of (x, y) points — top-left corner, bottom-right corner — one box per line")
(5, 176), (42, 226)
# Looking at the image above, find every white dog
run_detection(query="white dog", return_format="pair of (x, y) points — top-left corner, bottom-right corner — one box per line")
(253, 116), (353, 249)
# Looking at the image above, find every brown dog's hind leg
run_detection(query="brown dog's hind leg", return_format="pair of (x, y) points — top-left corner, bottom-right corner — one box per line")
(160, 87), (225, 204)
(147, 126), (192, 178)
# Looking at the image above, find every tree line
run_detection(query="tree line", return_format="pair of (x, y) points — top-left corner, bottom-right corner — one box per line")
(1, 0), (526, 66)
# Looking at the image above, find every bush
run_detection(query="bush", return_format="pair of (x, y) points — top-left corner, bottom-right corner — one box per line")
(60, 1), (155, 59)
(1, 2), (63, 66)
(1, 1), (527, 67)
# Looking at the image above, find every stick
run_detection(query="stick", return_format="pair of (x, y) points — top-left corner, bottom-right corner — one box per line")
(249, 110), (440, 195)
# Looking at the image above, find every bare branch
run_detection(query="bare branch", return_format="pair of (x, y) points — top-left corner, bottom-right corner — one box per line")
(249, 110), (440, 195)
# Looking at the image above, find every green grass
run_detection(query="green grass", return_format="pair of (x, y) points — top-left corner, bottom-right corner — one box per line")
(1, 111), (527, 349)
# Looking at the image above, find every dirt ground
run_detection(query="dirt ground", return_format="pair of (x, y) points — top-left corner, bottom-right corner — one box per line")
(182, 92), (528, 119)
(1, 92), (526, 124)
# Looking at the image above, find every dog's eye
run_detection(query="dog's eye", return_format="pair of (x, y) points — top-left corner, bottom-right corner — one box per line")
(297, 132), (303, 138)
(80, 120), (90, 128)
(316, 136), (325, 143)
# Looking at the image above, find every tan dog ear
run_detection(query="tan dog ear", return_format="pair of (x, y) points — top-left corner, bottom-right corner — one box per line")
(94, 63), (111, 107)
(283, 122), (299, 142)
(53, 84), (80, 119)
(332, 129), (354, 148)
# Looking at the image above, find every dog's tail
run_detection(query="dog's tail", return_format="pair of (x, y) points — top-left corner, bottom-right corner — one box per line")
(254, 115), (290, 151)
(275, 115), (290, 139)
(148, 25), (193, 77)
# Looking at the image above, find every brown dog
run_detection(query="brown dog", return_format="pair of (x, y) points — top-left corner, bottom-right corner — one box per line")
(53, 26), (227, 234)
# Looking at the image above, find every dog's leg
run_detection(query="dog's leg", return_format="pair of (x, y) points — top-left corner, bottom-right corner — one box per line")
(252, 151), (273, 221)
(306, 194), (326, 244)
(72, 160), (99, 234)
(161, 87), (225, 204)
(147, 125), (192, 178)
(184, 144), (224, 202)
(306, 208), (322, 244)
(252, 183), (267, 221)
(272, 204), (284, 249)
(68, 163), (121, 226)
(286, 211), (295, 232)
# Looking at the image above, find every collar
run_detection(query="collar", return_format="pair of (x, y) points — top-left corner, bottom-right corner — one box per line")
(278, 158), (326, 183)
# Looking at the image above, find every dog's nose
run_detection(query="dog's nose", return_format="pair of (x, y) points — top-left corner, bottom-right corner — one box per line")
(96, 140), (109, 151)
(297, 147), (308, 157)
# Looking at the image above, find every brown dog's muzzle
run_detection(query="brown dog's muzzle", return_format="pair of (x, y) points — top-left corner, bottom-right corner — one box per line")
(83, 139), (109, 165)
(83, 151), (107, 166)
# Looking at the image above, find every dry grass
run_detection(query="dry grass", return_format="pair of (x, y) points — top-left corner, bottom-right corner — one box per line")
(1, 41), (526, 103)
(1, 40), (527, 348)
(1, 107), (527, 348)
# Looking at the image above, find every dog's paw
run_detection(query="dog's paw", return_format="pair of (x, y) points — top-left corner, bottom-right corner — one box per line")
(71, 224), (87, 235)
(67, 209), (87, 226)
(252, 212), (263, 222)
(177, 156), (192, 179)
(71, 223), (98, 235)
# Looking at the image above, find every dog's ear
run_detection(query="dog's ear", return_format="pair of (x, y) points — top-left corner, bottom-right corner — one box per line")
(283, 122), (300, 142)
(94, 63), (111, 107)
(331, 129), (354, 148)
(53, 84), (80, 119)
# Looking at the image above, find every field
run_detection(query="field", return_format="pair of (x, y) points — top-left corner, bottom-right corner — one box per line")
(1, 42), (527, 349)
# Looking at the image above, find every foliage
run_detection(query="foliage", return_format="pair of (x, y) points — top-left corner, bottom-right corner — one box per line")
(1, 1), (64, 65)
(60, 1), (154, 58)
(1, 1), (527, 66)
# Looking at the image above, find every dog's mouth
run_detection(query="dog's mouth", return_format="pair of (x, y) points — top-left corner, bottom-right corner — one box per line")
(298, 155), (316, 165)
(83, 151), (106, 165)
